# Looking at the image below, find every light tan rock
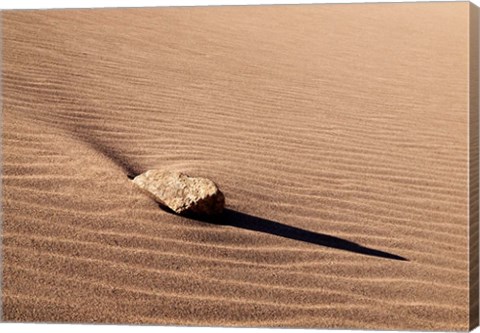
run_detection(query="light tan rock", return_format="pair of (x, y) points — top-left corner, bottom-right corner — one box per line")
(132, 170), (225, 215)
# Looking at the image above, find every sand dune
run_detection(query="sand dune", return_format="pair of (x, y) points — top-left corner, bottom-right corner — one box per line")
(1, 2), (476, 330)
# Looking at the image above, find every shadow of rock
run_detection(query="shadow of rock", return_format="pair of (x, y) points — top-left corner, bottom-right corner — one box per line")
(179, 208), (408, 261)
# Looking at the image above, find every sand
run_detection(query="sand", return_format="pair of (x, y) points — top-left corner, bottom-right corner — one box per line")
(1, 2), (477, 330)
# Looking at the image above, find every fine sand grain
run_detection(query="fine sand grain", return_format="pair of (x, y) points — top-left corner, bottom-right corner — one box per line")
(1, 3), (476, 330)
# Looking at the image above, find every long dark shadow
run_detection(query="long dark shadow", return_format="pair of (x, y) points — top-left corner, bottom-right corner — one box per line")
(184, 208), (407, 261)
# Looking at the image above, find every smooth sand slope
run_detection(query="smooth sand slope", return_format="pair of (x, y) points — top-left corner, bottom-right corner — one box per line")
(1, 3), (475, 330)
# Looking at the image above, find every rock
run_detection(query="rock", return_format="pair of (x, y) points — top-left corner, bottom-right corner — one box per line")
(132, 170), (225, 215)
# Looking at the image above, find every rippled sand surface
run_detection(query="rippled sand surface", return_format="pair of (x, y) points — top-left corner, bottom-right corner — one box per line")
(2, 2), (477, 330)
